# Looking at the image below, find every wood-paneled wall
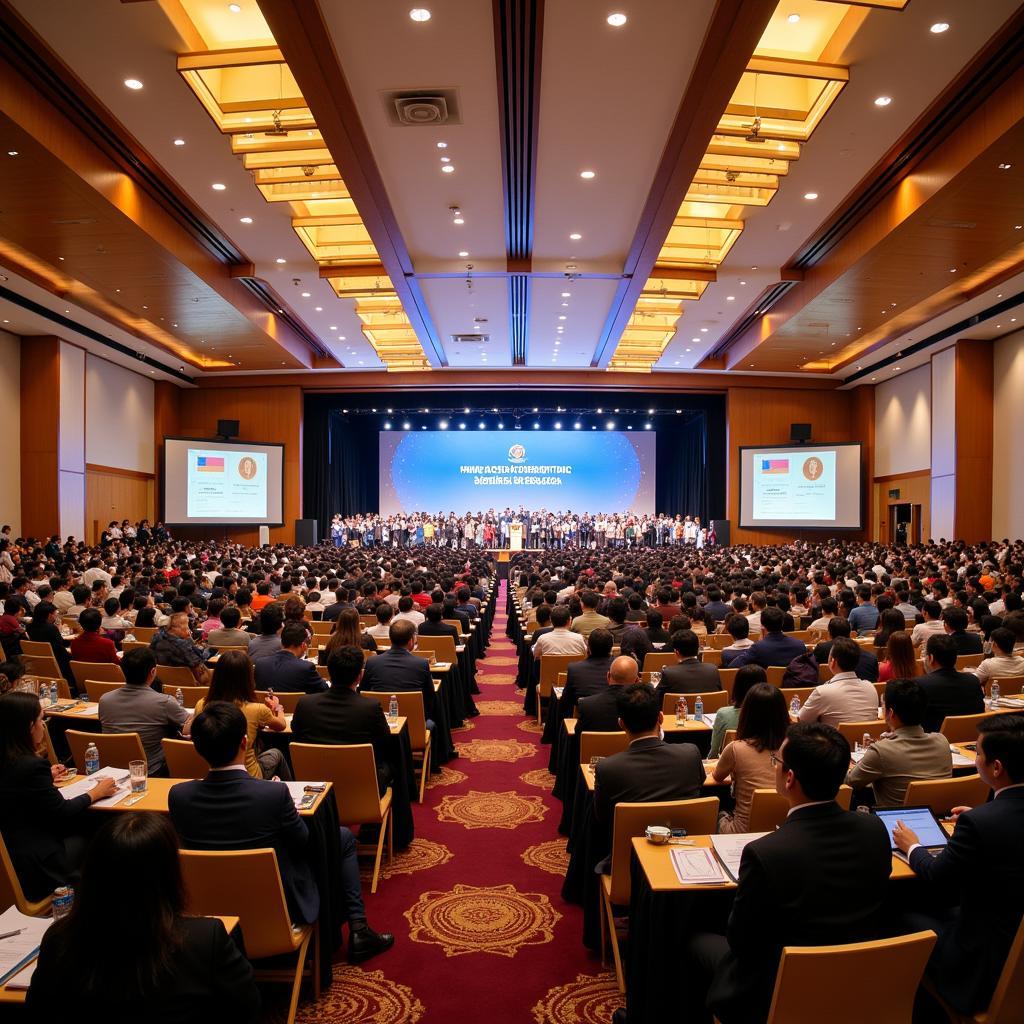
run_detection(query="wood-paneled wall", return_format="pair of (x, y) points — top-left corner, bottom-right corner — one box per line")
(726, 385), (873, 545)
(875, 472), (931, 545)
(85, 467), (154, 545)
(20, 337), (60, 539)
(954, 340), (993, 543)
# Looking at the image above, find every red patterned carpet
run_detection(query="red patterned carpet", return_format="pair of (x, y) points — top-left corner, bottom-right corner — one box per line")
(279, 580), (620, 1023)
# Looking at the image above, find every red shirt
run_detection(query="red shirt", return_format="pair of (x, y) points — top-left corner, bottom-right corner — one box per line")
(411, 593), (432, 609)
(69, 631), (119, 665)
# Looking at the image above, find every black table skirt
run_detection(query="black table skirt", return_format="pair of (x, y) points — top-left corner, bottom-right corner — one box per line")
(305, 792), (347, 987)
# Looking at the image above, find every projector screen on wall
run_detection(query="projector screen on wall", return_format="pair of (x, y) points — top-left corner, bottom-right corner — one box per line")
(738, 442), (862, 530)
(163, 437), (284, 526)
(379, 430), (656, 515)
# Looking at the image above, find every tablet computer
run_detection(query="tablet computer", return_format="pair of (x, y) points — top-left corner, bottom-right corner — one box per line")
(874, 805), (949, 860)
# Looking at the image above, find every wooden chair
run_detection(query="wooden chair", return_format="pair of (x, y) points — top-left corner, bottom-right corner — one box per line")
(956, 653), (985, 671)
(987, 675), (1024, 697)
(766, 666), (787, 686)
(70, 661), (125, 688)
(723, 729), (737, 748)
(780, 686), (816, 708)
(661, 690), (730, 716)
(785, 630), (813, 644)
(317, 664), (331, 680)
(873, 680), (887, 700)
(0, 831), (52, 916)
(254, 690), (304, 713)
(641, 651), (677, 675)
(162, 737), (210, 779)
(66, 729), (146, 772)
(40, 721), (60, 766)
(705, 633), (733, 650)
(410, 647), (435, 663)
(538, 653), (586, 724)
(171, 684), (206, 706)
(60, 617), (83, 635)
(819, 663), (835, 682)
(27, 674), (72, 700)
(22, 653), (63, 679)
(602, 798), (720, 991)
(700, 647), (722, 667)
(416, 634), (458, 665)
(718, 668), (738, 696)
(154, 664), (203, 689)
(940, 712), (991, 744)
(837, 721), (888, 747)
(358, 614), (378, 630)
(128, 626), (157, 642)
(309, 620), (333, 635)
(84, 679), (125, 702)
(903, 774), (990, 815)
(120, 640), (150, 653)
(289, 743), (392, 893)
(20, 640), (57, 658)
(764, 931), (936, 1024)
(444, 619), (469, 638)
(365, 691), (432, 803)
(180, 849), (319, 1024)
(579, 730), (628, 764)
(748, 785), (852, 831)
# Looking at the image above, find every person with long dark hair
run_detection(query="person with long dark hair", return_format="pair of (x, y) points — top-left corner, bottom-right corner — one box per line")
(0, 691), (116, 900)
(26, 812), (260, 1023)
(26, 599), (74, 682)
(319, 606), (376, 664)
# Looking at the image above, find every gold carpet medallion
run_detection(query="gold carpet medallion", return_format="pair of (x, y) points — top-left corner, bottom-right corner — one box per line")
(517, 720), (546, 734)
(521, 840), (571, 876)
(377, 838), (454, 880)
(404, 883), (561, 958)
(296, 965), (424, 1023)
(531, 973), (623, 1024)
(435, 790), (547, 829)
(451, 721), (475, 732)
(475, 699), (526, 715)
(519, 768), (556, 790)
(454, 738), (536, 762)
(479, 656), (519, 667)
(477, 672), (519, 685)
(426, 766), (469, 788)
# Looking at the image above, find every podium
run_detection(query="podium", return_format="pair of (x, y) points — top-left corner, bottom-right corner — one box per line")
(509, 522), (523, 550)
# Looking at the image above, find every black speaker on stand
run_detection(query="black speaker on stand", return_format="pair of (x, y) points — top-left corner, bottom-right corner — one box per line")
(790, 422), (812, 443)
(294, 519), (318, 546)
(712, 520), (731, 547)
(216, 419), (240, 440)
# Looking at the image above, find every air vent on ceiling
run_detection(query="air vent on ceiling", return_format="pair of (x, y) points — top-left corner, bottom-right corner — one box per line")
(383, 89), (462, 126)
(450, 333), (489, 345)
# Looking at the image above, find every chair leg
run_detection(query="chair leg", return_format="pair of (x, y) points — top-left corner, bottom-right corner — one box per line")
(370, 815), (386, 894)
(285, 929), (313, 1024)
(418, 740), (431, 804)
(312, 927), (321, 1002)
(600, 889), (610, 968)
(605, 894), (625, 993)
(387, 808), (394, 864)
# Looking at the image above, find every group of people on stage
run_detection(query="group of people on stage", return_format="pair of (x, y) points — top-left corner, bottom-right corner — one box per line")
(329, 510), (716, 550)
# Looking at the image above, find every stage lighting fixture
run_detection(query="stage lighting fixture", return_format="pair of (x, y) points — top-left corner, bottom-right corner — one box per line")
(439, 420), (449, 429)
(596, 407), (603, 413)
(459, 423), (466, 430)
(464, 407), (470, 413)
(574, 422), (581, 429)
(644, 423), (652, 429)
(533, 422), (540, 429)
(606, 421), (615, 429)
(554, 421), (562, 429)
(402, 422), (411, 430)
(383, 421), (392, 429)
(478, 422), (485, 429)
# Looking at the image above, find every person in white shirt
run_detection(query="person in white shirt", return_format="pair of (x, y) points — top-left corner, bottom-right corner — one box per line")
(304, 591), (326, 614)
(366, 603), (395, 640)
(911, 601), (946, 649)
(532, 605), (587, 659)
(798, 637), (879, 728)
(808, 597), (838, 632)
(393, 596), (425, 628)
(974, 628), (1024, 687)
(82, 560), (112, 588)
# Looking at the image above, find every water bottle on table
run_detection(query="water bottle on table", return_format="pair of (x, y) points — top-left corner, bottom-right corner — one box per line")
(694, 695), (704, 722)
(84, 742), (99, 776)
(790, 695), (801, 717)
(52, 886), (74, 920)
(990, 682), (1001, 709)
(388, 694), (399, 722)
(49, 682), (58, 706)
(676, 696), (689, 724)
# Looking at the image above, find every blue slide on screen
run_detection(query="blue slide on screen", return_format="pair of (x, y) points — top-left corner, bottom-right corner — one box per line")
(378, 431), (656, 514)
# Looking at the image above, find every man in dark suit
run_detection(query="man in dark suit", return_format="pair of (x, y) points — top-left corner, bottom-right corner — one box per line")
(593, 682), (705, 852)
(558, 628), (615, 717)
(811, 616), (880, 681)
(576, 655), (637, 733)
(681, 723), (891, 1024)
(942, 606), (984, 655)
(654, 629), (721, 703)
(729, 606), (807, 669)
(359, 618), (436, 725)
(292, 644), (395, 792)
(417, 602), (460, 643)
(169, 702), (393, 962)
(894, 713), (1024, 1015)
(918, 634), (985, 732)
(252, 621), (326, 694)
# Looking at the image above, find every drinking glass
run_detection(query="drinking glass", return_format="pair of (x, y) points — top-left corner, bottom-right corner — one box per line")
(129, 760), (148, 794)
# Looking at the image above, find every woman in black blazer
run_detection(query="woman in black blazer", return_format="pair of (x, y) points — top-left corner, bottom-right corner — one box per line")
(0, 691), (117, 900)
(27, 812), (260, 1024)
(25, 600), (74, 682)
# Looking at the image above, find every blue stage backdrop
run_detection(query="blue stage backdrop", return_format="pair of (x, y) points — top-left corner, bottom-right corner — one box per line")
(378, 431), (655, 514)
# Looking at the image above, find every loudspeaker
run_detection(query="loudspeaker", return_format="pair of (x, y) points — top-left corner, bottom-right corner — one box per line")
(216, 418), (240, 438)
(712, 519), (730, 547)
(790, 422), (812, 442)
(294, 519), (318, 547)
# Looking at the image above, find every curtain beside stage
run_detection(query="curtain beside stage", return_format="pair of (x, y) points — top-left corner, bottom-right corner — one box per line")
(303, 392), (725, 533)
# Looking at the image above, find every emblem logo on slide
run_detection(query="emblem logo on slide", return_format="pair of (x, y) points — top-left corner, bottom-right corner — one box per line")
(802, 457), (823, 481)
(238, 456), (258, 480)
(508, 444), (526, 463)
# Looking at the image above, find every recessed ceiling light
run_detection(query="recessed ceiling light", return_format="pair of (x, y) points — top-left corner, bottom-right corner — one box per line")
(436, 141), (447, 149)
(410, 8), (431, 22)
(700, 327), (708, 332)
(276, 257), (286, 264)
(1015, 225), (1022, 231)
(580, 170), (596, 179)
(315, 306), (322, 312)
(301, 291), (310, 298)
(458, 250), (469, 257)
(804, 192), (818, 200)
(441, 165), (454, 173)
(726, 295), (735, 301)
(998, 162), (1012, 170)
(329, 325), (337, 330)
(950, 268), (957, 273)
(558, 315), (567, 321)
(930, 22), (949, 34)
(874, 96), (892, 107)
(453, 216), (464, 224)
(173, 138), (186, 147)
(124, 78), (143, 90)
(787, 12), (800, 23)
(440, 156), (451, 163)
(685, 348), (691, 353)
(6, 151), (17, 156)
(692, 337), (700, 343)
(607, 13), (627, 27)
(228, 2), (241, 10)
(211, 182), (226, 191)
(569, 232), (582, 240)
(561, 292), (571, 298)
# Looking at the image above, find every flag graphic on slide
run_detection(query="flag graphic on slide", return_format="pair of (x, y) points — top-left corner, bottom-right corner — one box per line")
(196, 456), (224, 473)
(760, 459), (789, 474)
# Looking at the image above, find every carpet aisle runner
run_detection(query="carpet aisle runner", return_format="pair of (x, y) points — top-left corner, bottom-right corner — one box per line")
(294, 580), (623, 1024)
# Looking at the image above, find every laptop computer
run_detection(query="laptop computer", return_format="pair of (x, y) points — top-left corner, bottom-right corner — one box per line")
(874, 806), (950, 862)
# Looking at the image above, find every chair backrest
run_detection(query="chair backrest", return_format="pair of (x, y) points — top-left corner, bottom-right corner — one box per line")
(988, 675), (1024, 697)
(25, 675), (71, 700)
(608, 798), (720, 905)
(539, 653), (586, 697)
(956, 653), (985, 670)
(119, 640), (149, 653)
(0, 830), (49, 915)
(661, 690), (730, 716)
(700, 647), (722, 667)
(161, 737), (210, 779)
(155, 664), (200, 688)
(748, 789), (789, 832)
(310, 620), (333, 635)
(71, 660), (125, 686)
(444, 619), (469, 637)
(903, 773), (989, 815)
(985, 912), (1024, 1024)
(723, 729), (737, 748)
(873, 680), (886, 700)
(20, 640), (55, 658)
(254, 689), (304, 713)
(129, 626), (157, 641)
(836, 721), (888, 746)
(84, 679), (125, 702)
(780, 686), (816, 707)
(766, 666), (787, 686)
(358, 614), (378, 629)
(175, 685), (207, 706)
(365, 690), (428, 749)
(717, 668), (738, 696)
(785, 630), (812, 643)
(289, 742), (384, 824)
(641, 651), (677, 674)
(819, 663), (835, 682)
(706, 632), (733, 650)
(21, 654), (62, 678)
(410, 647), (436, 663)
(66, 729), (146, 771)
(579, 730), (628, 764)
(41, 721), (59, 765)
(939, 712), (989, 743)
(416, 634), (457, 663)
(317, 664), (332, 679)
(180, 849), (296, 959)
(765, 930), (936, 1024)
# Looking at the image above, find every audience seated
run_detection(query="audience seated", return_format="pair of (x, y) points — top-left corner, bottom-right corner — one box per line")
(918, 634), (985, 732)
(729, 606), (805, 669)
(252, 621), (325, 695)
(798, 636), (879, 728)
(557, 628), (615, 717)
(576, 655), (637, 733)
(653, 628), (721, 701)
(359, 619), (436, 726)
(70, 607), (119, 666)
(709, 665), (767, 757)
